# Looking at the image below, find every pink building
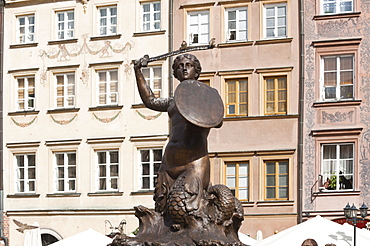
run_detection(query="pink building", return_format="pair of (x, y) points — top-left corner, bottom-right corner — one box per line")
(173, 0), (300, 238)
(302, 0), (370, 226)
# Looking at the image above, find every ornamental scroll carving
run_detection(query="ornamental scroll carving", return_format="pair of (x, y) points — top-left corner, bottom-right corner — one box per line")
(322, 111), (354, 123)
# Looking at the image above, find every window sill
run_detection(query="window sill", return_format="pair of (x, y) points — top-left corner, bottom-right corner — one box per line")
(9, 43), (38, 49)
(240, 201), (254, 207)
(90, 34), (122, 41)
(87, 191), (123, 197)
(312, 190), (360, 197)
(133, 30), (166, 37)
(131, 103), (146, 109)
(46, 193), (81, 197)
(130, 190), (154, 196)
(313, 100), (361, 108)
(48, 39), (78, 45)
(47, 108), (80, 114)
(256, 200), (294, 207)
(255, 38), (293, 45)
(7, 193), (40, 198)
(8, 110), (39, 116)
(314, 12), (361, 20)
(218, 41), (253, 48)
(89, 105), (123, 111)
(224, 114), (299, 121)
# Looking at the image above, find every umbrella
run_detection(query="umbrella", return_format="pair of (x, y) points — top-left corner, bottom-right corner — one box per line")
(252, 215), (370, 246)
(49, 228), (112, 246)
(238, 232), (257, 245)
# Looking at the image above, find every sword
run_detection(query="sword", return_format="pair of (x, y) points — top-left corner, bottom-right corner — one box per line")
(132, 38), (216, 66)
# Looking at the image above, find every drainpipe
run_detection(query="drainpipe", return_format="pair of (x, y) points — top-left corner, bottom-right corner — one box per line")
(297, 0), (305, 224)
(168, 0), (173, 97)
(0, 1), (7, 245)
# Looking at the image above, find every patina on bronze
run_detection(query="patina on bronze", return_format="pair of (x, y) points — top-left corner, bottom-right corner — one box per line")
(110, 52), (246, 246)
(175, 80), (224, 128)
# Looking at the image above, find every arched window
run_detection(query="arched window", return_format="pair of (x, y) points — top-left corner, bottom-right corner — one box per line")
(40, 229), (62, 246)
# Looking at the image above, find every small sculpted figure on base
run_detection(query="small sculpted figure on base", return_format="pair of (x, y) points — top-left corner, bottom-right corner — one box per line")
(110, 54), (246, 246)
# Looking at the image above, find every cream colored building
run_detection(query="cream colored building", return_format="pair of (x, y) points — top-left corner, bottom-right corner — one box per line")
(3, 0), (170, 245)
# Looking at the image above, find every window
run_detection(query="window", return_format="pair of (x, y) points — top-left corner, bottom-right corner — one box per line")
(188, 11), (209, 45)
(265, 160), (289, 200)
(142, 66), (162, 98)
(321, 55), (354, 101)
(55, 152), (76, 192)
(264, 3), (287, 39)
(322, 143), (354, 190)
(97, 150), (119, 191)
(97, 70), (118, 105)
(15, 154), (36, 193)
(139, 148), (162, 190)
(16, 76), (35, 111)
(55, 73), (75, 108)
(264, 76), (287, 115)
(321, 0), (353, 14)
(225, 7), (247, 42)
(98, 6), (117, 36)
(141, 1), (161, 31)
(56, 10), (74, 40)
(225, 162), (249, 201)
(226, 79), (248, 116)
(17, 14), (35, 43)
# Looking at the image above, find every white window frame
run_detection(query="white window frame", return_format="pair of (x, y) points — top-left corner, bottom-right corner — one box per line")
(56, 10), (75, 40)
(187, 10), (210, 45)
(96, 150), (119, 192)
(97, 69), (118, 106)
(138, 148), (162, 191)
(142, 66), (162, 98)
(321, 0), (354, 15)
(98, 5), (117, 36)
(320, 54), (354, 101)
(263, 3), (287, 39)
(55, 73), (75, 108)
(321, 143), (354, 191)
(225, 162), (249, 201)
(17, 14), (35, 44)
(54, 152), (76, 192)
(225, 7), (248, 42)
(141, 1), (161, 32)
(15, 153), (36, 193)
(16, 76), (35, 111)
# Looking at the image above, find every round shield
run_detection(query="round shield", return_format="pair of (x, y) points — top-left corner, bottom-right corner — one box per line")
(174, 80), (224, 128)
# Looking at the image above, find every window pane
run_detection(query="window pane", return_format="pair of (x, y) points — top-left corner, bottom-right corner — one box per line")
(98, 152), (106, 164)
(141, 150), (149, 162)
(226, 164), (236, 175)
(266, 175), (275, 186)
(226, 177), (236, 187)
(266, 187), (275, 199)
(99, 165), (106, 177)
(68, 167), (76, 178)
(340, 144), (353, 158)
(279, 187), (288, 198)
(142, 164), (150, 175)
(323, 145), (336, 159)
(110, 151), (119, 163)
(324, 57), (337, 71)
(110, 165), (119, 176)
(142, 177), (150, 189)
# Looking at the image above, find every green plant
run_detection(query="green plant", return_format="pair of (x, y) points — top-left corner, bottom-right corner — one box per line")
(328, 175), (337, 190)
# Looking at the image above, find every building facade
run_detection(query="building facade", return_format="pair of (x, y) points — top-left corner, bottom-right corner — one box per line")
(2, 0), (170, 245)
(172, 0), (300, 238)
(302, 0), (370, 226)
